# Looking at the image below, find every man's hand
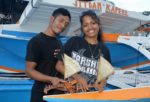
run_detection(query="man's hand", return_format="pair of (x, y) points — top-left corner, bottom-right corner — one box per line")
(72, 74), (89, 92)
(44, 83), (66, 94)
(50, 77), (65, 86)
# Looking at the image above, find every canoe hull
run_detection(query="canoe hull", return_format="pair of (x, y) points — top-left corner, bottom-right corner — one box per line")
(44, 87), (150, 102)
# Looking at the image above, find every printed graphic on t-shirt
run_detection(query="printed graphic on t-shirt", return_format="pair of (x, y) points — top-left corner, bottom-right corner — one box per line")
(71, 50), (99, 76)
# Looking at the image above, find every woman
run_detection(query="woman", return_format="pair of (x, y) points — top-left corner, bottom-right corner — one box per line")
(62, 10), (111, 92)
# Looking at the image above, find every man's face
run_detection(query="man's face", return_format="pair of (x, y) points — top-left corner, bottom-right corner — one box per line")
(51, 15), (70, 34)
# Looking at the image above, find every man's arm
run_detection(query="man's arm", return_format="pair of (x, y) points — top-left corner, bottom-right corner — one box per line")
(25, 61), (65, 85)
(55, 60), (64, 75)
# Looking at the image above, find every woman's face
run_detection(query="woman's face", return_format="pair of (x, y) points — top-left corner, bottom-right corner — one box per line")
(82, 15), (100, 38)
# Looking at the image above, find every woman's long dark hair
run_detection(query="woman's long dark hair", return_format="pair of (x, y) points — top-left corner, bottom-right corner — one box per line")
(80, 10), (103, 44)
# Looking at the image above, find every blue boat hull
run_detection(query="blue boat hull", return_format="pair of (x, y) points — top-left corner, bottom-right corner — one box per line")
(0, 79), (33, 102)
(0, 32), (149, 71)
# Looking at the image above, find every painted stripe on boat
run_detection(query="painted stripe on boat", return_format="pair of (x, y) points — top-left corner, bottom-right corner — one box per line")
(0, 66), (23, 73)
(103, 33), (129, 42)
(121, 60), (150, 70)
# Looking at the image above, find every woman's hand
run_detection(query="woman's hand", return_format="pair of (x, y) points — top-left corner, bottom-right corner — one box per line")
(95, 79), (106, 92)
(72, 74), (89, 92)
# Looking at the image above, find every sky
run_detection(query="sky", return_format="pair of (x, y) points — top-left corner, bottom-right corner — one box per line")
(110, 0), (150, 12)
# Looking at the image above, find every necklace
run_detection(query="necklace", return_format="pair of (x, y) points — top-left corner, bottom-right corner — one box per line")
(88, 43), (98, 59)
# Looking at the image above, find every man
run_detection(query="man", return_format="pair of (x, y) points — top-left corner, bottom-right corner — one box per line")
(25, 8), (71, 102)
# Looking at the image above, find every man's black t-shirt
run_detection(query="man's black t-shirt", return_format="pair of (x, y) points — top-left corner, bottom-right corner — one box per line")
(64, 36), (111, 84)
(26, 32), (63, 90)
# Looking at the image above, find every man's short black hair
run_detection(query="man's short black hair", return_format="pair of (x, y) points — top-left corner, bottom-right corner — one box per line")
(52, 8), (71, 20)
